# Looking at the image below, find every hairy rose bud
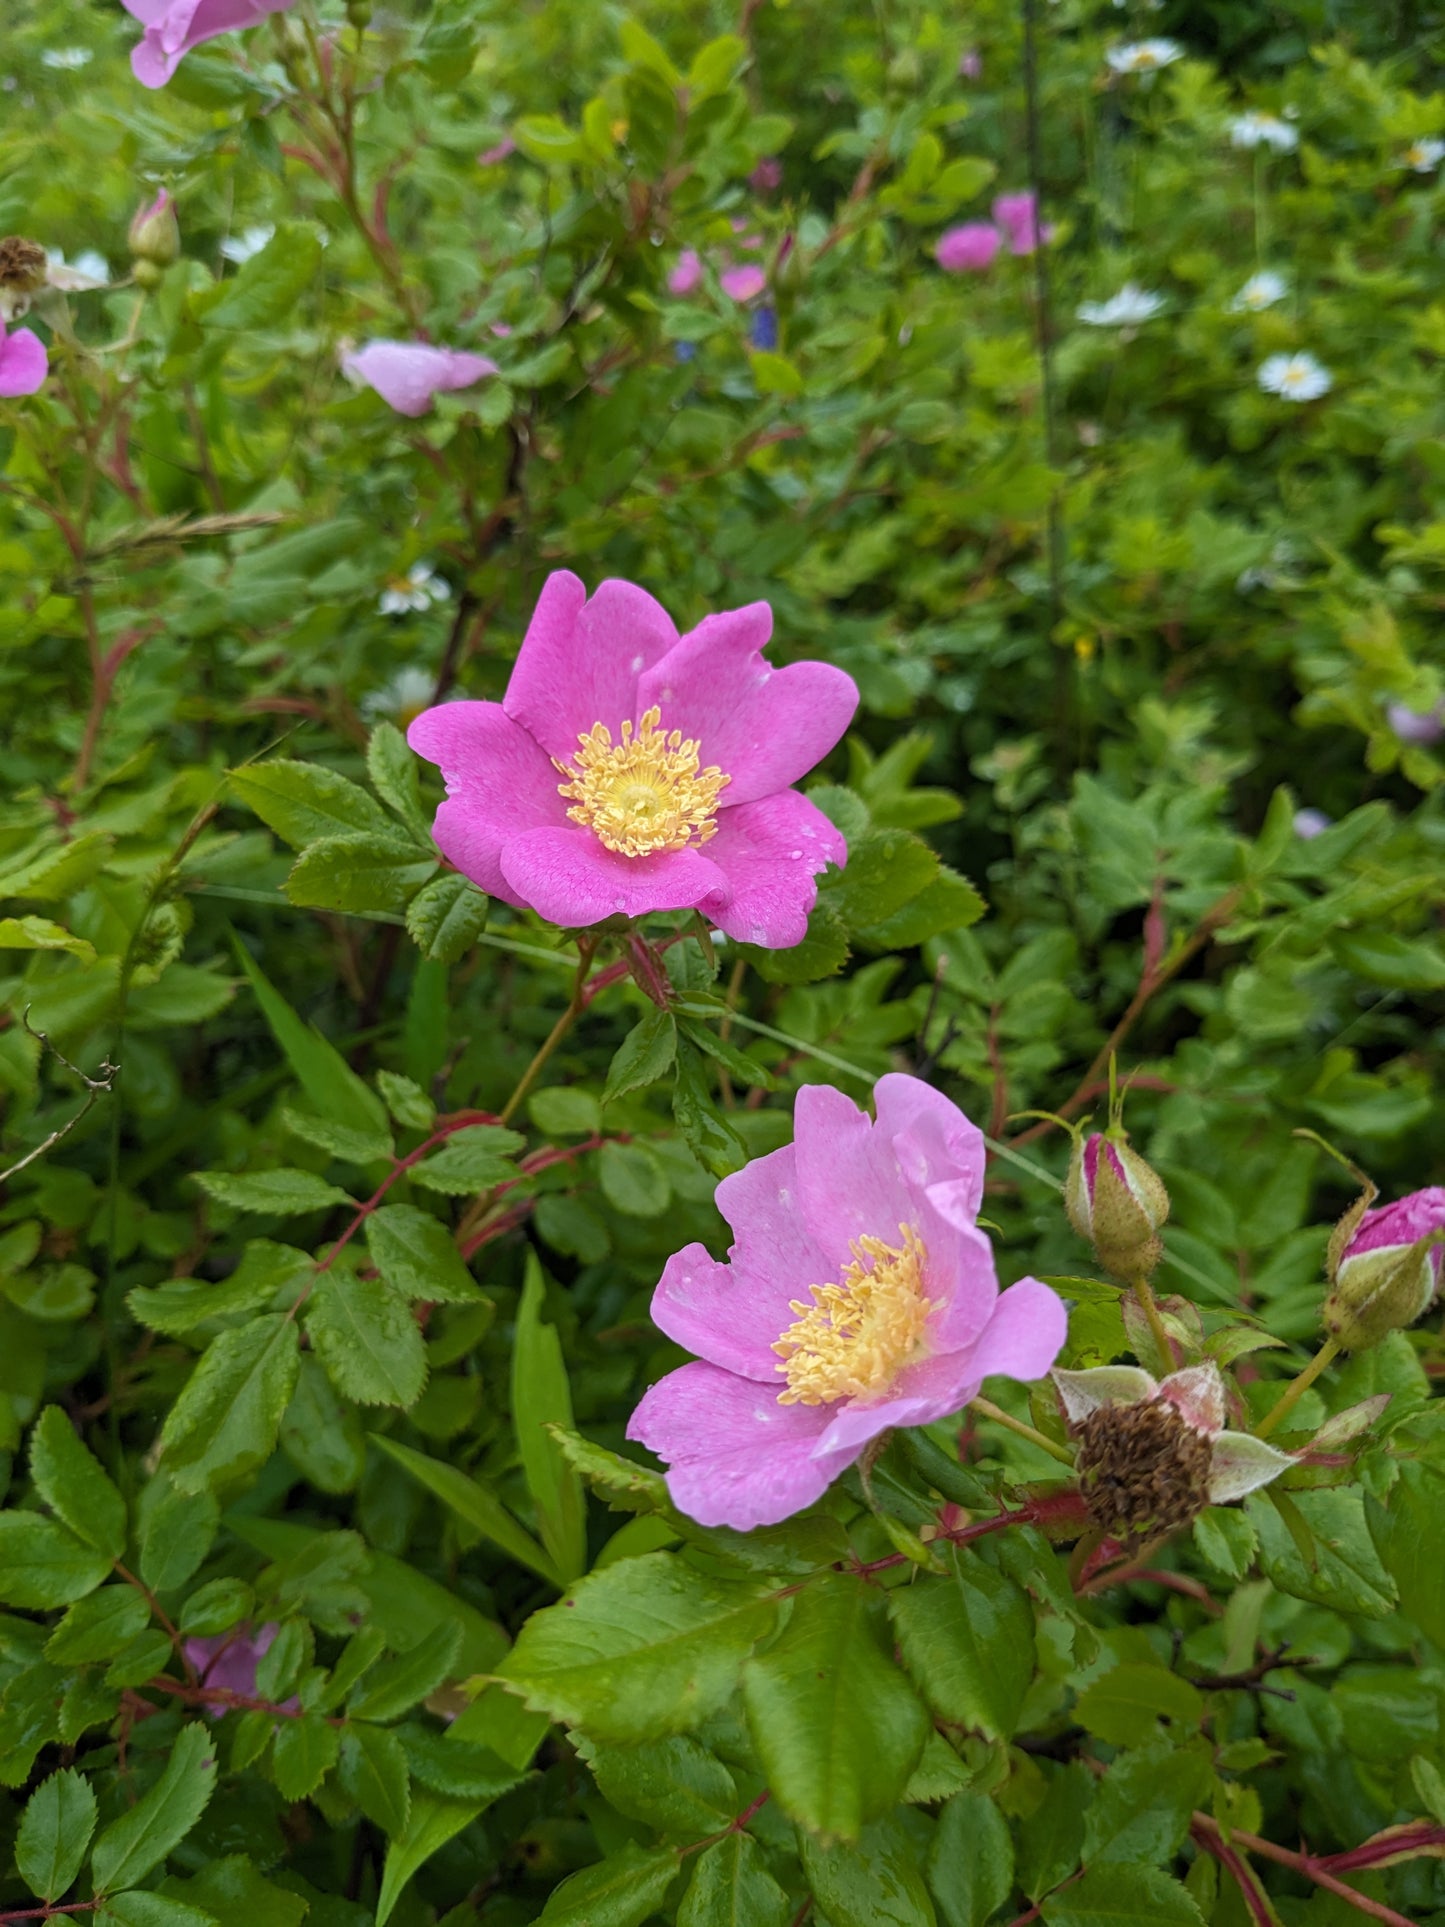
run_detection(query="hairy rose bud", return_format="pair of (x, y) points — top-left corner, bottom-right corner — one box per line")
(1323, 1185), (1445, 1352)
(1065, 1131), (1170, 1281)
(129, 190), (180, 271)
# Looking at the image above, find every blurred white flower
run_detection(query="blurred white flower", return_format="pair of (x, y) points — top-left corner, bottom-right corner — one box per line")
(1293, 807), (1331, 839)
(1105, 40), (1183, 74)
(1229, 112), (1298, 153)
(46, 248), (110, 289)
(1077, 283), (1165, 326)
(378, 563), (451, 616)
(362, 666), (438, 725)
(41, 47), (92, 69)
(1401, 137), (1445, 173)
(1386, 699), (1444, 746)
(1258, 352), (1331, 400)
(221, 224), (275, 265)
(1228, 269), (1287, 312)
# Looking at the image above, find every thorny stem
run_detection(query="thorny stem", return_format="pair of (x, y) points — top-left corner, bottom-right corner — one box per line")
(855, 1490), (1090, 1576)
(138, 1674), (337, 1724)
(113, 1562), (196, 1682)
(970, 1394), (1075, 1467)
(1255, 1336), (1341, 1439)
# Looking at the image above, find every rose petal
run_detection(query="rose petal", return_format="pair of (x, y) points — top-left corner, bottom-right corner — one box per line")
(791, 1084), (916, 1275)
(1051, 1364), (1157, 1425)
(650, 1241), (796, 1383)
(0, 326), (48, 398)
(503, 573), (680, 763)
(500, 824), (725, 927)
(407, 702), (569, 907)
(1158, 1362), (1227, 1437)
(698, 789), (845, 949)
(1207, 1433), (1296, 1504)
(343, 341), (499, 417)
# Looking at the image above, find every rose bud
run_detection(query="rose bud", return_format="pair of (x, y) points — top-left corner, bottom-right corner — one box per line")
(128, 190), (180, 274)
(1323, 1185), (1445, 1352)
(1065, 1130), (1170, 1281)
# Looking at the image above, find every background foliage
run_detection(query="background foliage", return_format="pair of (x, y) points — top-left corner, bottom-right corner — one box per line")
(1, 0), (1444, 1923)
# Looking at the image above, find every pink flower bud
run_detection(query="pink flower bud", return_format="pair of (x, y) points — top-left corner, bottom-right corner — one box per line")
(1325, 1186), (1445, 1351)
(959, 48), (983, 80)
(128, 189), (180, 268)
(1065, 1131), (1170, 1281)
(935, 223), (1001, 273)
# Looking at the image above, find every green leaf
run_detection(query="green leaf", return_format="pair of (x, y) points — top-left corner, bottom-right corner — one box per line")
(890, 1549), (1034, 1741)
(512, 1253), (587, 1582)
(350, 1620), (462, 1722)
(280, 1354), (366, 1495)
(373, 1436), (561, 1585)
(137, 1476), (218, 1593)
(91, 1723), (217, 1893)
(750, 350), (803, 398)
(1082, 1741), (1210, 1866)
(1366, 1460), (1445, 1644)
(339, 1724), (411, 1836)
(231, 940), (389, 1133)
(367, 722), (431, 836)
(285, 834), (437, 915)
(205, 222), (321, 328)
(100, 1894), (216, 1927)
(742, 1574), (930, 1842)
(16, 1767), (97, 1900)
(928, 1790), (1014, 1927)
(283, 1107), (394, 1166)
(160, 1315), (301, 1495)
(129, 1240), (311, 1337)
(1073, 1664), (1204, 1749)
(500, 1551), (776, 1742)
(376, 1791), (485, 1927)
(0, 916), (95, 962)
(538, 1843), (683, 1926)
(405, 873), (489, 964)
(598, 1140), (671, 1217)
(686, 32), (747, 97)
(229, 760), (392, 850)
(179, 1578), (254, 1637)
(0, 1514), (112, 1608)
(800, 1819), (937, 1926)
(377, 1072), (435, 1132)
(161, 1856), (307, 1927)
(602, 1010), (678, 1104)
(408, 1127), (523, 1197)
(1040, 1865), (1204, 1927)
(271, 1713), (341, 1803)
(1017, 1763), (1092, 1901)
(671, 1038), (747, 1177)
(1251, 1487), (1397, 1617)
(743, 903), (849, 984)
(194, 1169), (354, 1216)
(676, 1018), (773, 1090)
(513, 114), (583, 163)
(590, 1737), (737, 1836)
(366, 1202), (485, 1302)
(678, 1833), (787, 1927)
(399, 1731), (524, 1802)
(30, 1407), (127, 1561)
(46, 1586), (151, 1664)
(306, 1273), (427, 1407)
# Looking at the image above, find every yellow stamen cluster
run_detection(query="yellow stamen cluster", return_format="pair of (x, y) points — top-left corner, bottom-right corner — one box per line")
(557, 706), (728, 858)
(774, 1224), (935, 1407)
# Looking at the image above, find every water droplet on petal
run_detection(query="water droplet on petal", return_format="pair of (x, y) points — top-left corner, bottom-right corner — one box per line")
(749, 924), (767, 943)
(613, 896), (627, 911)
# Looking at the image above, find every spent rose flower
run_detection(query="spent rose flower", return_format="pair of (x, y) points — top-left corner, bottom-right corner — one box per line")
(936, 224), (1001, 273)
(1054, 1361), (1295, 1549)
(0, 320), (47, 398)
(184, 1623), (298, 1711)
(342, 340), (500, 418)
(1325, 1186), (1445, 1352)
(121, 0), (297, 88)
(1258, 352), (1331, 401)
(407, 571), (857, 944)
(628, 1076), (1068, 1530)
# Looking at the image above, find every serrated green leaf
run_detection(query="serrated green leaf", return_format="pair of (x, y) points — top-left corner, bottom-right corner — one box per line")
(405, 873), (489, 963)
(538, 1842), (683, 1926)
(46, 1587), (151, 1665)
(350, 1620), (462, 1722)
(928, 1790), (1014, 1927)
(408, 1126), (522, 1197)
(229, 760), (392, 850)
(232, 940), (389, 1133)
(1073, 1664), (1204, 1749)
(92, 1723), (217, 1893)
(590, 1736), (737, 1837)
(1041, 1865), (1204, 1927)
(602, 1010), (678, 1104)
(306, 1273), (427, 1407)
(890, 1549), (1034, 1742)
(271, 1713), (341, 1803)
(30, 1407), (127, 1561)
(160, 1316), (300, 1495)
(286, 834), (437, 915)
(513, 1253), (587, 1582)
(204, 222), (321, 328)
(376, 1791), (484, 1927)
(0, 916), (96, 962)
(339, 1724), (411, 1836)
(799, 1818), (936, 1926)
(365, 1203), (484, 1302)
(1082, 1742), (1210, 1868)
(16, 1767), (97, 1901)
(194, 1169), (354, 1216)
(0, 1514), (112, 1608)
(678, 1833), (787, 1927)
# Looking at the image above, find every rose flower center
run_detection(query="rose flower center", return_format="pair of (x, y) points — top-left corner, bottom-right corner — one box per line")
(773, 1224), (935, 1406)
(557, 706), (729, 858)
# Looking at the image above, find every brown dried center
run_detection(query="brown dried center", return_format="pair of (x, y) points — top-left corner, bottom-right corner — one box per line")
(0, 236), (47, 294)
(1073, 1398), (1213, 1551)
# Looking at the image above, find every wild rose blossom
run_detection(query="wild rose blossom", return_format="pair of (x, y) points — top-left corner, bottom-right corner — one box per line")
(992, 192), (1048, 255)
(121, 0), (297, 88)
(0, 321), (47, 398)
(407, 571), (857, 944)
(720, 264), (767, 303)
(667, 250), (704, 297)
(342, 340), (500, 418)
(1054, 1361), (1295, 1549)
(936, 224), (1001, 273)
(628, 1076), (1068, 1530)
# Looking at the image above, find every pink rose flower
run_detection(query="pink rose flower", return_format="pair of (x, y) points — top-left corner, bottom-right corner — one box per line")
(184, 1623), (298, 1711)
(341, 340), (500, 418)
(121, 0), (297, 88)
(627, 1076), (1067, 1529)
(935, 223), (1001, 273)
(407, 571), (857, 944)
(667, 249), (704, 297)
(992, 191), (1049, 255)
(749, 159), (783, 192)
(0, 322), (47, 398)
(719, 264), (767, 302)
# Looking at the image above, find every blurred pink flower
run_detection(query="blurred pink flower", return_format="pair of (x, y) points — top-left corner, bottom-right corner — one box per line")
(992, 191), (1049, 255)
(0, 321), (47, 398)
(121, 0), (297, 87)
(628, 1075), (1067, 1529)
(407, 570), (856, 943)
(720, 264), (767, 302)
(184, 1623), (299, 1712)
(668, 249), (704, 296)
(1387, 699), (1444, 746)
(935, 223), (1001, 272)
(478, 138), (517, 166)
(959, 48), (983, 79)
(749, 158), (783, 192)
(342, 340), (499, 417)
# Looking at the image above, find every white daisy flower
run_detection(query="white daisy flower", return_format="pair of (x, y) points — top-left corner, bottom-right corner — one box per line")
(378, 563), (451, 616)
(221, 224), (275, 265)
(1077, 283), (1165, 326)
(41, 47), (92, 69)
(1401, 137), (1445, 174)
(361, 666), (439, 726)
(1105, 39), (1184, 75)
(1228, 269), (1287, 312)
(1258, 352), (1331, 401)
(1229, 112), (1298, 153)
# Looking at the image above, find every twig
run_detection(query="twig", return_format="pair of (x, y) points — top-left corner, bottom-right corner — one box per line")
(1192, 1814), (1418, 1927)
(1, 1014), (118, 1186)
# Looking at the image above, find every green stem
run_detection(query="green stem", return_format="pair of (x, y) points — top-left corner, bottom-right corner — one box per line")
(499, 978), (588, 1128)
(1255, 1335), (1341, 1440)
(971, 1395), (1075, 1467)
(1131, 1272), (1175, 1373)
